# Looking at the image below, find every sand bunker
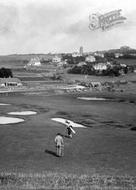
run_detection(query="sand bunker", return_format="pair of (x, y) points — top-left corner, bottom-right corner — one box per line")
(60, 85), (85, 90)
(0, 116), (24, 124)
(77, 97), (107, 101)
(0, 103), (10, 105)
(52, 118), (87, 128)
(8, 111), (37, 115)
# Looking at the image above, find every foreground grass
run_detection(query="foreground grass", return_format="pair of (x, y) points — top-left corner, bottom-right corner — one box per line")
(0, 172), (136, 190)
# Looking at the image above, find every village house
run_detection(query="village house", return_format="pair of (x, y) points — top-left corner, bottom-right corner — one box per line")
(93, 62), (108, 71)
(52, 55), (61, 63)
(130, 53), (136, 57)
(85, 55), (96, 62)
(77, 62), (87, 67)
(94, 52), (104, 58)
(72, 52), (81, 57)
(25, 57), (41, 68)
(57, 60), (68, 67)
(115, 53), (123, 58)
(120, 63), (127, 68)
(0, 78), (22, 87)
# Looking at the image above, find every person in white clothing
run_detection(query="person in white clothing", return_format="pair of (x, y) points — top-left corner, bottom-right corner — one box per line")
(54, 133), (64, 157)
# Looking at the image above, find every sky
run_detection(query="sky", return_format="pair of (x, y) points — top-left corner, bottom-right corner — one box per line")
(0, 0), (136, 55)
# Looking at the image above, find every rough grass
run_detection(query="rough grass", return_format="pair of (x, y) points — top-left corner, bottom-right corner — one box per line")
(55, 111), (128, 129)
(0, 172), (136, 190)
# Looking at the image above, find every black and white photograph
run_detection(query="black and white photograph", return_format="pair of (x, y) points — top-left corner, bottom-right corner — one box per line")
(0, 0), (136, 189)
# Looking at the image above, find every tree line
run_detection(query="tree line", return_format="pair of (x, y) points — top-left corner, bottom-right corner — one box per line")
(68, 63), (129, 77)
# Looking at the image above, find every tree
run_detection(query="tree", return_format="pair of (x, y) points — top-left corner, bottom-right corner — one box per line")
(0, 68), (13, 78)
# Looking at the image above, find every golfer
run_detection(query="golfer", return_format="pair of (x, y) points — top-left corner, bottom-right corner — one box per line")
(54, 133), (64, 157)
(66, 120), (74, 138)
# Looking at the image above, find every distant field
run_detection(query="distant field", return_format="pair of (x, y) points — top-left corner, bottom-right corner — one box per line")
(65, 72), (136, 83)
(0, 54), (54, 61)
(0, 54), (53, 70)
(118, 58), (136, 66)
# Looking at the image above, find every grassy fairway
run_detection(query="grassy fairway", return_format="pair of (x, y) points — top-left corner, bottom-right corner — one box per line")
(0, 92), (136, 189)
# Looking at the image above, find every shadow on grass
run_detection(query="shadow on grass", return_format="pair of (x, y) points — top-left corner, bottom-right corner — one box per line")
(45, 149), (65, 157)
(130, 127), (136, 131)
(45, 149), (58, 157)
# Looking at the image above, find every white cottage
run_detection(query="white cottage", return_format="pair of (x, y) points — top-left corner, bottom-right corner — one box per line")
(0, 78), (22, 87)
(26, 57), (41, 67)
(85, 55), (96, 62)
(52, 56), (61, 63)
(93, 63), (108, 71)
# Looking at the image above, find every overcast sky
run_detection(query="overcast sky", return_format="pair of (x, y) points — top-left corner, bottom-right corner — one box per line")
(0, 0), (136, 54)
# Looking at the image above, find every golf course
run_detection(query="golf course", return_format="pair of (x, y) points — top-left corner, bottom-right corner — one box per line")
(0, 89), (136, 189)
